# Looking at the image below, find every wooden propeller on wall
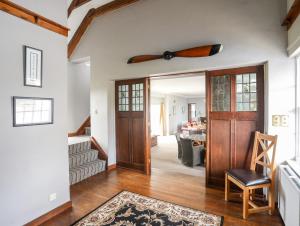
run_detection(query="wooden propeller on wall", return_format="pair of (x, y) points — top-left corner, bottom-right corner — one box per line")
(127, 44), (223, 64)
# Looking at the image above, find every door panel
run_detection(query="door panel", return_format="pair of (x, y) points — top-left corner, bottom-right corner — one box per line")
(209, 119), (231, 185)
(234, 120), (256, 169)
(117, 117), (130, 163)
(132, 117), (145, 168)
(206, 65), (264, 187)
(115, 78), (150, 174)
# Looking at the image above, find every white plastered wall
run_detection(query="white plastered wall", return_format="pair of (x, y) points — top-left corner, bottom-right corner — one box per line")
(71, 0), (296, 166)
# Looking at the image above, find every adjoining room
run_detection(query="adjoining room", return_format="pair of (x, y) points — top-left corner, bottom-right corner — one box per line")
(150, 74), (206, 177)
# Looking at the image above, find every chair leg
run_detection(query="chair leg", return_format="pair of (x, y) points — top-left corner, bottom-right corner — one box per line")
(225, 173), (230, 201)
(268, 185), (275, 215)
(249, 189), (254, 201)
(243, 188), (249, 219)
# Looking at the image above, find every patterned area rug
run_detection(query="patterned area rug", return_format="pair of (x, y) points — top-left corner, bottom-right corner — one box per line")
(72, 191), (224, 226)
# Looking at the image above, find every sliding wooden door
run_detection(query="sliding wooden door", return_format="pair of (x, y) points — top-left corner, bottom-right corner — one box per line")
(115, 78), (150, 174)
(206, 66), (264, 187)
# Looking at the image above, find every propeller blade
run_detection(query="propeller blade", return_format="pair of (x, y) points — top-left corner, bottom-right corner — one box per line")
(175, 44), (223, 58)
(127, 55), (163, 64)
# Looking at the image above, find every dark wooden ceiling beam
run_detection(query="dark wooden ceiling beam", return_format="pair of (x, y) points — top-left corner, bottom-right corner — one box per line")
(0, 0), (68, 37)
(68, 0), (91, 17)
(68, 8), (95, 57)
(94, 0), (139, 17)
(282, 0), (300, 30)
(68, 0), (140, 58)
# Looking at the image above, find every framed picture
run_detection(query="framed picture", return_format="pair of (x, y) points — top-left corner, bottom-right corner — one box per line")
(23, 46), (43, 87)
(13, 96), (54, 127)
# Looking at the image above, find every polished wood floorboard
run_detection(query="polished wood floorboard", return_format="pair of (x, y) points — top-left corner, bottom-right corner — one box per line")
(44, 168), (284, 226)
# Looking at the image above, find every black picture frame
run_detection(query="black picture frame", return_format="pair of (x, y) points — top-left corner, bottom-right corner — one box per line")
(23, 45), (43, 88)
(13, 96), (54, 127)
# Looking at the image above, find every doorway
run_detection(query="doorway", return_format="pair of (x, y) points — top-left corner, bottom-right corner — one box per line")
(150, 74), (207, 177)
(115, 65), (264, 187)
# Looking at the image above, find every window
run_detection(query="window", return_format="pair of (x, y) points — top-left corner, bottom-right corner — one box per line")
(151, 104), (161, 135)
(13, 97), (53, 126)
(296, 56), (300, 165)
(188, 103), (196, 121)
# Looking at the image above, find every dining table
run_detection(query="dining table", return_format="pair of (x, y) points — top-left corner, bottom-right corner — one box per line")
(180, 133), (206, 142)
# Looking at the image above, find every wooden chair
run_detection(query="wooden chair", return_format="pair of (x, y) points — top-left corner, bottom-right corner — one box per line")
(225, 131), (278, 219)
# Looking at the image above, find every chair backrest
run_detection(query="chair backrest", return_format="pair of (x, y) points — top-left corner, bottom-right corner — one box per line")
(180, 137), (193, 167)
(250, 131), (278, 179)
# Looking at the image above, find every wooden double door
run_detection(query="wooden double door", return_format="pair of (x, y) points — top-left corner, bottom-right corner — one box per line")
(115, 78), (150, 174)
(206, 66), (264, 187)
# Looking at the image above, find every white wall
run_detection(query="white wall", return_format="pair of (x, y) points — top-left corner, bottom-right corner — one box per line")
(287, 5), (300, 56)
(0, 1), (70, 225)
(187, 97), (206, 119)
(71, 0), (296, 166)
(166, 95), (188, 135)
(68, 62), (90, 132)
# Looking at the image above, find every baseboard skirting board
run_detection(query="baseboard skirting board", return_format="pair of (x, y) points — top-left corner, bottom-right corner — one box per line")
(25, 201), (72, 226)
(108, 164), (117, 171)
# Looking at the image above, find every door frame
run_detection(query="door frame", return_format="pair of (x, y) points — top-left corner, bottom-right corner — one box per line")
(115, 64), (266, 180)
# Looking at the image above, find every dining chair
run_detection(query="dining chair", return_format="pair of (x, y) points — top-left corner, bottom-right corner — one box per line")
(175, 133), (182, 159)
(180, 137), (194, 167)
(225, 131), (277, 219)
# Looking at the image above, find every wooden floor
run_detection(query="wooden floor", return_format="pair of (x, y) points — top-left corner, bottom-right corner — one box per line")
(44, 168), (284, 226)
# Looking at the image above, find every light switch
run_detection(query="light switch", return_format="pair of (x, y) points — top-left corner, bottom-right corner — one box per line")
(272, 115), (289, 127)
(281, 115), (289, 127)
(49, 193), (57, 202)
(272, 115), (281, 127)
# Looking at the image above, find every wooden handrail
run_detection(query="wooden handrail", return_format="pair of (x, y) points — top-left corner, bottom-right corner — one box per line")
(68, 0), (140, 58)
(91, 136), (108, 170)
(282, 0), (300, 30)
(0, 0), (69, 37)
(68, 116), (91, 137)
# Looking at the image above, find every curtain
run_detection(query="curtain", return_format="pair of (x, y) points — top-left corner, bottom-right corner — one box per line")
(159, 102), (166, 136)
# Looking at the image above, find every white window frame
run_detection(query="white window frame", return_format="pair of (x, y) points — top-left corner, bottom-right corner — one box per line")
(296, 56), (300, 165)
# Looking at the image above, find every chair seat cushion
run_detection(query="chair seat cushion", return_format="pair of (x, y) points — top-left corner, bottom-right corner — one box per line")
(226, 169), (271, 187)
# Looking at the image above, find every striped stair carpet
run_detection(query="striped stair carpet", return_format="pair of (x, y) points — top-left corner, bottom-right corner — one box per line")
(68, 138), (106, 185)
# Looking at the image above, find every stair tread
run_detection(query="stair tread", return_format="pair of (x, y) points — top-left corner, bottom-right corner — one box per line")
(69, 159), (106, 170)
(69, 159), (106, 185)
(69, 148), (97, 156)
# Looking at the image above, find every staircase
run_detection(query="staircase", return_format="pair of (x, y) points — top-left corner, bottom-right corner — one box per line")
(68, 135), (106, 185)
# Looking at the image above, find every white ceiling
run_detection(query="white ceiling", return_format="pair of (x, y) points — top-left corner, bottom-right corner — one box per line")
(151, 74), (206, 98)
(67, 0), (114, 42)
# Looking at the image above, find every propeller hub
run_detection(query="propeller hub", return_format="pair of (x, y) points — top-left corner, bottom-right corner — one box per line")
(163, 51), (175, 60)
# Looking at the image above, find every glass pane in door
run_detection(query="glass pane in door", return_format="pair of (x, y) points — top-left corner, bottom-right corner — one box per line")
(132, 83), (144, 111)
(236, 73), (257, 111)
(118, 85), (129, 111)
(211, 75), (231, 111)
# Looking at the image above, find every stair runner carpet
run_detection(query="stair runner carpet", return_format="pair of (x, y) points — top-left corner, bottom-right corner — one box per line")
(68, 139), (106, 185)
